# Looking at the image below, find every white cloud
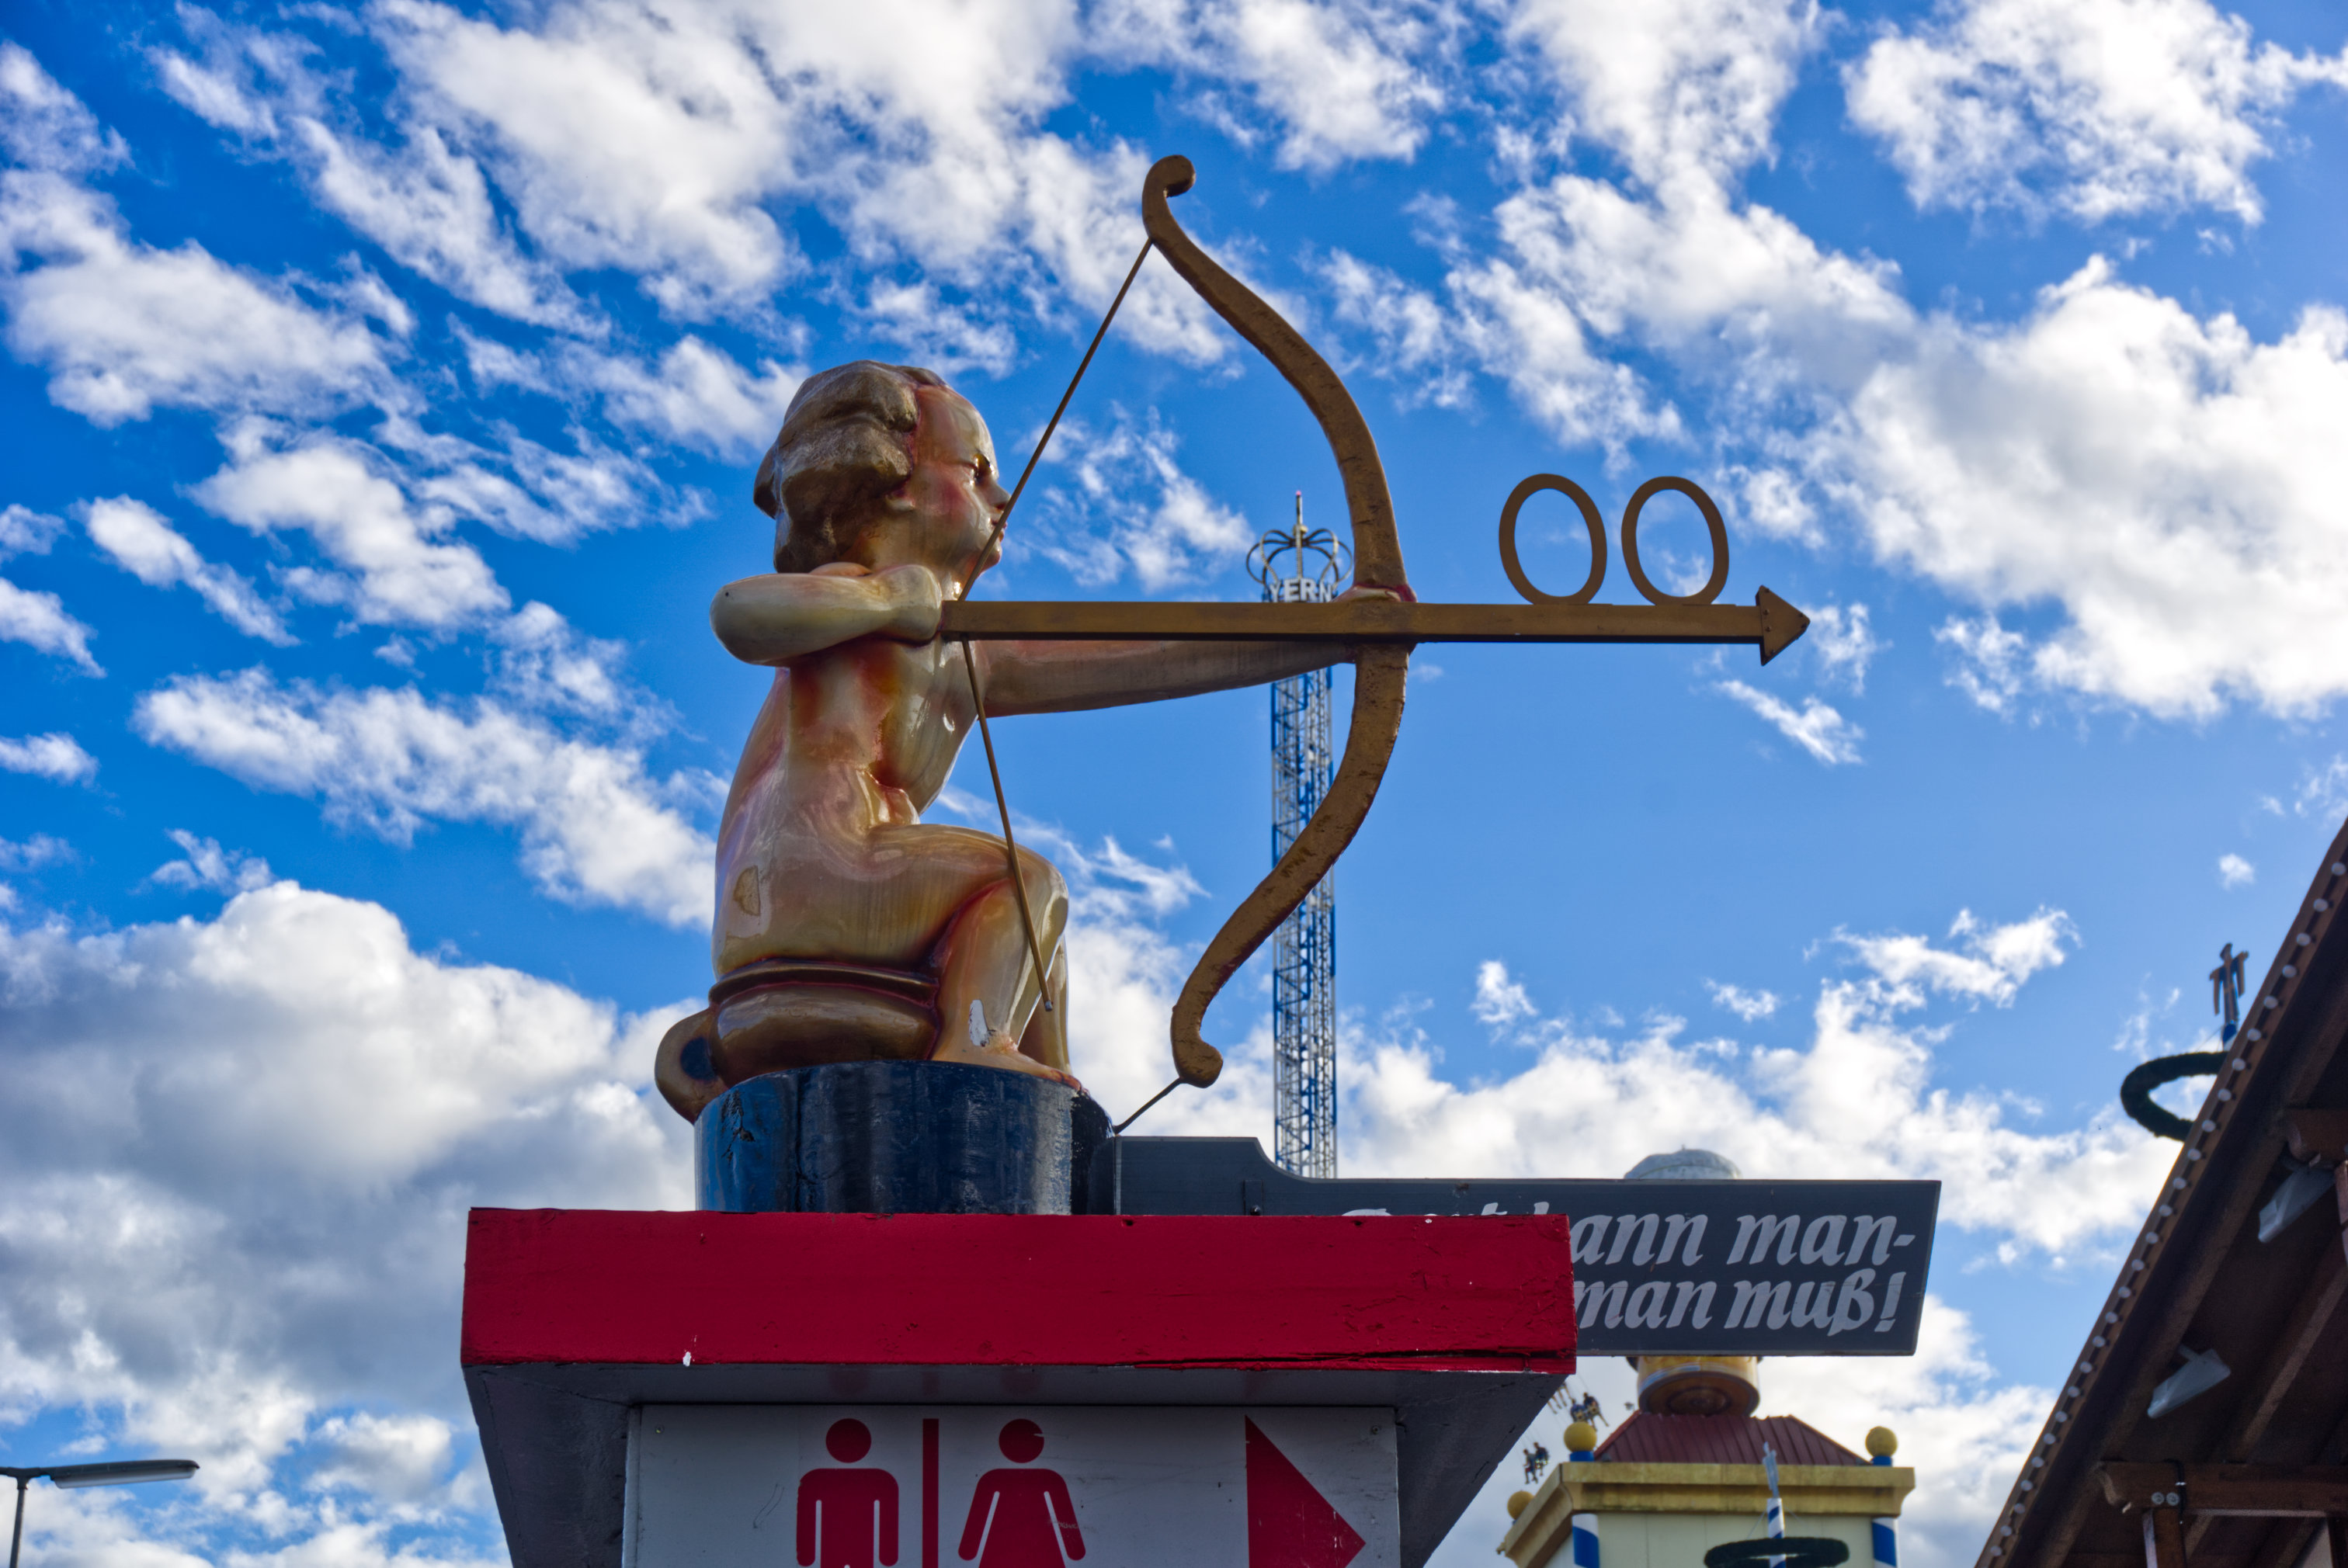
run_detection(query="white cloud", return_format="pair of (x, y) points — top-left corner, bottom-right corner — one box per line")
(1024, 409), (1255, 590)
(378, 416), (665, 549)
(1847, 0), (2348, 225)
(1759, 1301), (2051, 1566)
(1491, 170), (1909, 366)
(0, 574), (101, 673)
(2299, 758), (2348, 823)
(489, 602), (636, 722)
(856, 278), (1024, 377)
(1728, 463), (1820, 543)
(145, 5), (320, 141)
(1312, 15), (2348, 733)
(151, 0), (1242, 371)
(1509, 0), (1823, 185)
(294, 119), (592, 328)
(1804, 602), (1881, 692)
(2217, 852), (2255, 889)
(152, 830), (275, 895)
(0, 151), (398, 426)
(133, 670), (714, 927)
(0, 42), (127, 175)
(0, 834), (72, 871)
(1061, 868), (2141, 1297)
(411, 420), (668, 551)
(0, 502), (64, 559)
(1718, 678), (1864, 764)
(0, 732), (97, 783)
(582, 337), (801, 460)
(1935, 615), (2031, 716)
(304, 1411), (459, 1505)
(1323, 236), (1679, 454)
(1472, 959), (1537, 1026)
(0, 883), (685, 1512)
(1323, 165), (1910, 455)
(371, 0), (803, 314)
(84, 496), (294, 644)
(1347, 908), (2144, 1257)
(1837, 906), (2074, 1007)
(193, 424), (507, 630)
(1707, 980), (1780, 1020)
(1098, 0), (1447, 172)
(152, 12), (589, 328)
(1825, 261), (2348, 717)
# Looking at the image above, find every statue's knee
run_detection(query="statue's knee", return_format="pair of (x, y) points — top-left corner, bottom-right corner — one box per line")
(1012, 847), (1068, 918)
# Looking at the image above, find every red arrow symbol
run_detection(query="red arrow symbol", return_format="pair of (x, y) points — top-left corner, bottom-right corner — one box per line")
(1245, 1419), (1367, 1568)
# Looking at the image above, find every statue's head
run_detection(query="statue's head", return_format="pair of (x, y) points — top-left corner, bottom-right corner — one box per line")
(755, 359), (957, 573)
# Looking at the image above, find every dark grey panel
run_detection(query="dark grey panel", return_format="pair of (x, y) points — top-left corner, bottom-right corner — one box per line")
(1093, 1136), (1939, 1355)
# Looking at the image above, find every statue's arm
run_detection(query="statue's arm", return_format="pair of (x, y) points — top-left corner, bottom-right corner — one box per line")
(979, 636), (1347, 715)
(979, 586), (1399, 715)
(709, 566), (940, 665)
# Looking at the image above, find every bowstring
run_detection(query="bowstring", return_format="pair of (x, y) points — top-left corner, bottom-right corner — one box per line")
(957, 237), (1156, 1033)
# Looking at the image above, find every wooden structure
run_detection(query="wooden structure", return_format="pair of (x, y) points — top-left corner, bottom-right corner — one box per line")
(1975, 817), (2348, 1568)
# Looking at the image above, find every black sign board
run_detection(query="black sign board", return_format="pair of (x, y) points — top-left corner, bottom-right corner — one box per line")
(1092, 1137), (1939, 1356)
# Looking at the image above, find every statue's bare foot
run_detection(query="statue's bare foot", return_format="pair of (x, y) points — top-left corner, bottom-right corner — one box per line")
(929, 1028), (1083, 1091)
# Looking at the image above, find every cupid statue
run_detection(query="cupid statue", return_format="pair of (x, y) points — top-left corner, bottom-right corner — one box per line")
(654, 360), (1372, 1122)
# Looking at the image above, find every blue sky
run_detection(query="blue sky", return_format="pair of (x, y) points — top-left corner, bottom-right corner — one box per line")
(3, 0), (2346, 1563)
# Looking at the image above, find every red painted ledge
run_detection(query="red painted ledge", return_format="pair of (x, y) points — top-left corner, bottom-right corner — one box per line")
(462, 1210), (1575, 1373)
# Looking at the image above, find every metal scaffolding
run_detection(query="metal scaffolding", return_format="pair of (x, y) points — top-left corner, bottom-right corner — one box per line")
(1248, 495), (1346, 1178)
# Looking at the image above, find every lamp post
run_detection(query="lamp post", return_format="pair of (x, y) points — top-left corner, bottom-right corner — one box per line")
(3, 1459), (199, 1568)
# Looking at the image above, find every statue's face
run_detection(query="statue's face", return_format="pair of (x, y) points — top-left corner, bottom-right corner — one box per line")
(901, 384), (1009, 581)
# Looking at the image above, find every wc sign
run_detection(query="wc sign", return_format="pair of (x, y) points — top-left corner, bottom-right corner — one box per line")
(623, 1404), (1397, 1568)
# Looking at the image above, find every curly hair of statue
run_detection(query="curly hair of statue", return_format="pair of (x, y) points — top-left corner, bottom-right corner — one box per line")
(755, 360), (948, 574)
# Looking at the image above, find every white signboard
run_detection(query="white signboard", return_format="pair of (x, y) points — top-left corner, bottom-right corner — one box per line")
(624, 1404), (1397, 1568)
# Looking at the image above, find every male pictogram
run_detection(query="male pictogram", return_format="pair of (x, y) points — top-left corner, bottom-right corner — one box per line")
(798, 1418), (900, 1568)
(957, 1419), (1084, 1566)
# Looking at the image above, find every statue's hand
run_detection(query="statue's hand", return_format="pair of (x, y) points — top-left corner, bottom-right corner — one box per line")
(876, 564), (944, 643)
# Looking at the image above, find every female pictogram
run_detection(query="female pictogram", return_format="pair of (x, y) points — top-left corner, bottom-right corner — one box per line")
(957, 1419), (1084, 1566)
(798, 1418), (900, 1568)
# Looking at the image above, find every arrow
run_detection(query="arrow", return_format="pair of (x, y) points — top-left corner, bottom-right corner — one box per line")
(1245, 1418), (1367, 1568)
(939, 586), (1811, 664)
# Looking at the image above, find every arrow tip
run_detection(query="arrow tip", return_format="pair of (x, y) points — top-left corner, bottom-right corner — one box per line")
(1755, 586), (1810, 664)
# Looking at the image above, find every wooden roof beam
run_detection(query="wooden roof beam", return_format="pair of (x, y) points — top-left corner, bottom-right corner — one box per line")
(2280, 1108), (2348, 1164)
(2218, 1237), (2346, 1463)
(2180, 1242), (2348, 1557)
(2096, 1462), (2348, 1516)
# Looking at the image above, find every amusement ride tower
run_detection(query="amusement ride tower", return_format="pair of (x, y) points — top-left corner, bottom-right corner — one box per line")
(1249, 494), (1345, 1177)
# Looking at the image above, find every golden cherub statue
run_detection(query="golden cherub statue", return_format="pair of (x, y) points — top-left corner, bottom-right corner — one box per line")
(654, 361), (1368, 1120)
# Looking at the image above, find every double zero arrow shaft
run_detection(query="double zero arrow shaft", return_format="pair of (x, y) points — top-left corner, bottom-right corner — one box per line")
(941, 586), (1811, 663)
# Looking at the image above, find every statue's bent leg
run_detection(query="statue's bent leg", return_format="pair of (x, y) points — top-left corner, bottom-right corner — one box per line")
(696, 822), (1075, 1086)
(1016, 942), (1069, 1073)
(926, 842), (1072, 1084)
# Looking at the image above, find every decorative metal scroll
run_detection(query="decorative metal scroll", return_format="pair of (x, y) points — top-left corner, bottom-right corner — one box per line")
(1499, 473), (1732, 609)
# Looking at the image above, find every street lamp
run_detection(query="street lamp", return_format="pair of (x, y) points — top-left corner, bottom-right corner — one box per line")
(3, 1459), (200, 1568)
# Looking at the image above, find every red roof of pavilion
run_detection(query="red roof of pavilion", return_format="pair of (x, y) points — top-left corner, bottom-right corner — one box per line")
(1593, 1412), (1866, 1467)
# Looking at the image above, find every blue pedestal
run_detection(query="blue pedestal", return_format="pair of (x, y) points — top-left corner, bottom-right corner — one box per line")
(693, 1061), (1113, 1214)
